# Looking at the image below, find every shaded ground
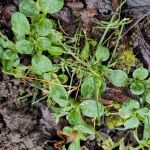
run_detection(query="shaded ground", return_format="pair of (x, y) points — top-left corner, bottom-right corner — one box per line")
(0, 75), (47, 149)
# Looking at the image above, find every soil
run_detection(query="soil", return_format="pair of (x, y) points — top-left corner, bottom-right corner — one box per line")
(0, 75), (48, 150)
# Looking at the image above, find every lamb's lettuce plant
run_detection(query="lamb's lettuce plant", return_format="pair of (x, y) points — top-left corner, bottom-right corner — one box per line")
(0, 0), (64, 76)
(1, 0), (150, 148)
(108, 67), (150, 100)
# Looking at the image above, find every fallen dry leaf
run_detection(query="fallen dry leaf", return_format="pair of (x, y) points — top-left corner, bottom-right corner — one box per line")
(102, 86), (140, 103)
(54, 130), (77, 150)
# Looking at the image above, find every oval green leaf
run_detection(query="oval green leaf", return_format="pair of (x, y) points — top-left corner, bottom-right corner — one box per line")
(36, 18), (53, 36)
(119, 99), (140, 119)
(80, 41), (90, 60)
(80, 100), (104, 118)
(12, 12), (30, 39)
(124, 117), (140, 129)
(38, 0), (64, 14)
(50, 29), (63, 44)
(68, 139), (80, 150)
(142, 89), (150, 104)
(95, 45), (110, 62)
(67, 108), (83, 125)
(50, 79), (68, 107)
(31, 54), (52, 75)
(108, 70), (128, 87)
(36, 37), (51, 51)
(16, 40), (34, 54)
(74, 124), (95, 134)
(48, 46), (64, 56)
(130, 82), (145, 95)
(43, 72), (51, 80)
(133, 68), (148, 80)
(81, 76), (95, 98)
(19, 0), (39, 17)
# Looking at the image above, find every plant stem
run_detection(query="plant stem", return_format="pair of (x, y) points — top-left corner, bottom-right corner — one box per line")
(108, 23), (125, 64)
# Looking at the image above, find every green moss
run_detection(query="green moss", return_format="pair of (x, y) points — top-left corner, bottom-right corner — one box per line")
(107, 115), (124, 129)
(114, 45), (136, 73)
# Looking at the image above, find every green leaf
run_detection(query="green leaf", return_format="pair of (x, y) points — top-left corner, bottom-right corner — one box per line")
(0, 36), (7, 48)
(36, 18), (53, 36)
(142, 89), (150, 104)
(43, 72), (51, 80)
(19, 0), (39, 17)
(30, 14), (43, 24)
(74, 124), (95, 134)
(2, 51), (20, 71)
(50, 29), (63, 44)
(58, 74), (68, 84)
(130, 82), (145, 95)
(80, 100), (104, 118)
(48, 46), (64, 56)
(124, 117), (140, 129)
(47, 65), (59, 73)
(16, 40), (34, 54)
(2, 61), (13, 72)
(49, 79), (68, 107)
(68, 139), (80, 150)
(12, 12), (30, 39)
(0, 35), (15, 49)
(133, 68), (148, 80)
(62, 145), (67, 150)
(13, 66), (27, 78)
(144, 79), (150, 89)
(143, 117), (150, 139)
(36, 37), (51, 51)
(31, 54), (52, 75)
(80, 41), (90, 60)
(119, 99), (140, 119)
(63, 126), (73, 135)
(3, 50), (18, 60)
(67, 108), (83, 125)
(37, 0), (64, 14)
(108, 70), (128, 87)
(95, 45), (110, 61)
(0, 46), (4, 59)
(136, 108), (149, 119)
(81, 76), (95, 98)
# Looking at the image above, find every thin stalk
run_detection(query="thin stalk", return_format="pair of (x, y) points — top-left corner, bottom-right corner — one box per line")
(94, 77), (101, 124)
(2, 70), (78, 89)
(61, 43), (100, 77)
(68, 71), (75, 100)
(98, 15), (116, 46)
(108, 23), (125, 64)
(98, 0), (126, 46)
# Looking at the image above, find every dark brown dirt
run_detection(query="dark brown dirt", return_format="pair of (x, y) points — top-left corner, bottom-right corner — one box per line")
(0, 75), (57, 150)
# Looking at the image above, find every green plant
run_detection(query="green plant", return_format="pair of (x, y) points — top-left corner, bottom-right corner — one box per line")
(0, 0), (109, 147)
(1, 0), (150, 148)
(0, 0), (64, 76)
(107, 67), (150, 137)
(108, 67), (150, 99)
(50, 98), (104, 149)
(117, 98), (150, 140)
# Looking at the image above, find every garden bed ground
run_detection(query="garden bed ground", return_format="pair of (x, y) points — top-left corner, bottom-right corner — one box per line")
(1, 0), (150, 150)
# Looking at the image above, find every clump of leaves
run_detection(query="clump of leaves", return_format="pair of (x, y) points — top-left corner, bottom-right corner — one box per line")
(108, 67), (150, 97)
(108, 67), (150, 139)
(1, 0), (150, 149)
(118, 98), (150, 140)
(0, 0), (64, 76)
